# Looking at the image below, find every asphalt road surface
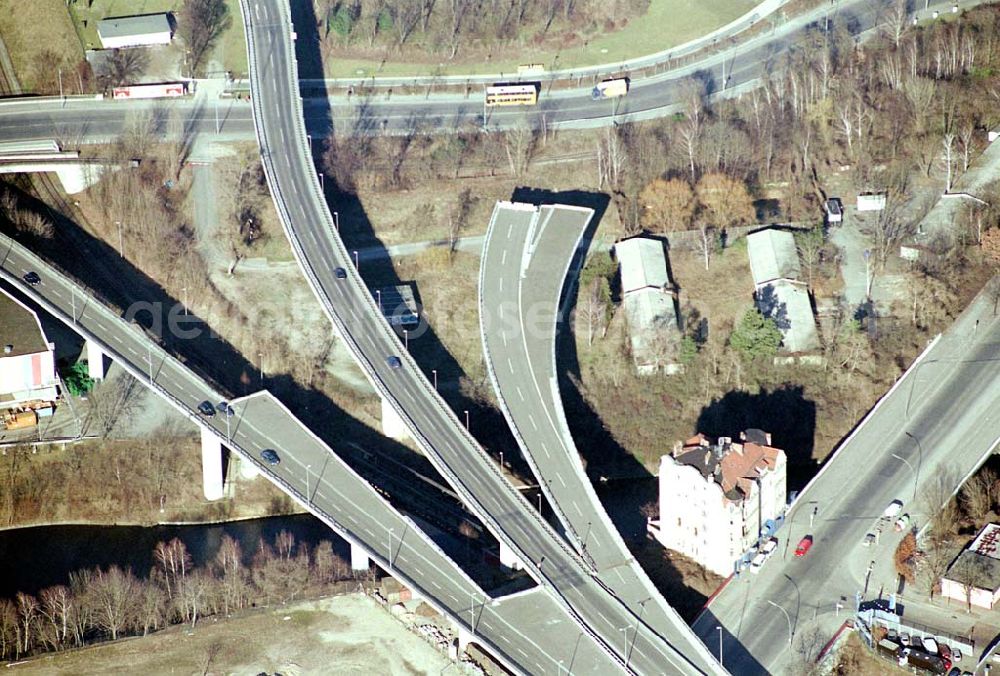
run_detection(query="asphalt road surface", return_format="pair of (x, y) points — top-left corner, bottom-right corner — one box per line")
(0, 232), (628, 676)
(0, 0), (978, 145)
(693, 292), (1000, 674)
(479, 202), (710, 653)
(241, 0), (722, 672)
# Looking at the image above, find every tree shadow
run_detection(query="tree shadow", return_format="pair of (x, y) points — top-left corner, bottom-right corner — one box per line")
(696, 386), (817, 490)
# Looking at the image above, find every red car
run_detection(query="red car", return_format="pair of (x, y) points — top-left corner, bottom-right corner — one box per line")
(794, 535), (814, 557)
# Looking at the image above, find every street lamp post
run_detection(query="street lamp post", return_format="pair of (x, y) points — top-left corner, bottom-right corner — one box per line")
(896, 435), (921, 503)
(147, 343), (153, 383)
(404, 329), (409, 351)
(318, 171), (325, 191)
(432, 369), (438, 390)
(618, 626), (631, 671)
(863, 248), (872, 299)
(333, 211), (339, 231)
(182, 286), (188, 315)
(376, 289), (382, 314)
(388, 527), (395, 572)
(717, 626), (723, 667)
(766, 600), (793, 647)
(305, 463), (311, 502)
(115, 221), (123, 258)
(353, 250), (359, 269)
(499, 450), (504, 471)
(259, 353), (264, 383)
(463, 410), (469, 430)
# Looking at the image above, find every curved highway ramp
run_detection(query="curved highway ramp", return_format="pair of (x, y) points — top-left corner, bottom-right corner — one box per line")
(239, 0), (721, 672)
(479, 200), (703, 659)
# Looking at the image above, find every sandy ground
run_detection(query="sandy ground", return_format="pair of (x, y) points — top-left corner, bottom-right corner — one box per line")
(12, 594), (454, 676)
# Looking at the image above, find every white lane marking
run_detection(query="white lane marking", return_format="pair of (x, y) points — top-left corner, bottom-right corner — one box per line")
(541, 443), (550, 458)
(501, 332), (507, 347)
(499, 277), (503, 293)
(506, 357), (514, 372)
(556, 472), (566, 488)
(431, 581), (442, 590)
(597, 611), (611, 626)
(528, 414), (538, 430)
(573, 501), (583, 516)
(501, 250), (507, 265)
(516, 386), (524, 401)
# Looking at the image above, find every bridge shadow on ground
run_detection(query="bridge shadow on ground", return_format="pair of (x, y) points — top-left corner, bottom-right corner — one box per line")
(290, 3), (543, 502)
(692, 606), (769, 676)
(0, 183), (517, 592)
(696, 385), (817, 491)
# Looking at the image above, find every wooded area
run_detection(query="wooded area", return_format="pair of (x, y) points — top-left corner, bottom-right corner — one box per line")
(0, 531), (359, 661)
(313, 0), (648, 60)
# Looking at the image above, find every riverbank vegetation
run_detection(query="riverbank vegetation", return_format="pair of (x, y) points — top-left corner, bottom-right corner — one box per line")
(0, 438), (294, 528)
(0, 530), (358, 662)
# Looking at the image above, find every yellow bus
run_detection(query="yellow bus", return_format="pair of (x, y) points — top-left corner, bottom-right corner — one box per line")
(485, 83), (539, 107)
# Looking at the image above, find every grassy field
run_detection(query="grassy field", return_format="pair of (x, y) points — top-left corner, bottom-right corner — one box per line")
(14, 594), (452, 675)
(69, 0), (182, 51)
(326, 0), (759, 78)
(68, 0), (248, 76)
(0, 0), (85, 91)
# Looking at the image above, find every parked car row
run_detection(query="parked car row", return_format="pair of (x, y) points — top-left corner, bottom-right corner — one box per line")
(749, 537), (779, 573)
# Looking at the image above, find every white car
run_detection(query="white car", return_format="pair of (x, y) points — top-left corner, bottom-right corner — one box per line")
(883, 500), (904, 519)
(894, 514), (910, 532)
(749, 552), (767, 573)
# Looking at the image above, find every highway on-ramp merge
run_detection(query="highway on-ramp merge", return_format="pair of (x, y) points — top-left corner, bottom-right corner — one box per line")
(240, 0), (722, 672)
(479, 201), (708, 653)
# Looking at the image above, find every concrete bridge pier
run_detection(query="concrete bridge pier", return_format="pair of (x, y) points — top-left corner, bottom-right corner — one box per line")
(85, 339), (106, 381)
(381, 397), (410, 440)
(239, 457), (260, 480)
(350, 541), (370, 571)
(498, 540), (523, 571)
(200, 427), (225, 501)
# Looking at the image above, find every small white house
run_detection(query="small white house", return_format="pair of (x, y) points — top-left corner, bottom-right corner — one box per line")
(98, 14), (172, 50)
(0, 290), (58, 410)
(940, 523), (1000, 609)
(856, 193), (887, 212)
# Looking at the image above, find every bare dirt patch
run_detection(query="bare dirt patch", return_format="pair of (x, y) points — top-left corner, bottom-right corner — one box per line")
(13, 593), (452, 675)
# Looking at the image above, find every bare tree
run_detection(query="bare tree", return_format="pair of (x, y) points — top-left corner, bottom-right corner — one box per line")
(179, 0), (231, 76)
(0, 599), (17, 660)
(15, 592), (38, 656)
(154, 538), (192, 600)
(96, 49), (148, 89)
(87, 566), (139, 640)
(695, 222), (716, 271)
(942, 132), (956, 192)
(960, 467), (997, 523)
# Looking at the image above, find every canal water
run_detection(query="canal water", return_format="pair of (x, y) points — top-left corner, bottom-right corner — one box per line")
(0, 514), (344, 599)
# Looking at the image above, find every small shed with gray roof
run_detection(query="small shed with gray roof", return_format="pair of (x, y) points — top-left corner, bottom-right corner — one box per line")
(98, 14), (172, 50)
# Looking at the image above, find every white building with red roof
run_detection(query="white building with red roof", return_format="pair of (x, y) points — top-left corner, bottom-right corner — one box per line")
(647, 429), (787, 576)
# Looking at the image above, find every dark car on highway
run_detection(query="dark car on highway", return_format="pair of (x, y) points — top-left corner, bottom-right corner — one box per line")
(261, 449), (280, 465)
(217, 401), (235, 417)
(386, 355), (402, 369)
(22, 271), (40, 286)
(197, 401), (216, 417)
(334, 267), (347, 279)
